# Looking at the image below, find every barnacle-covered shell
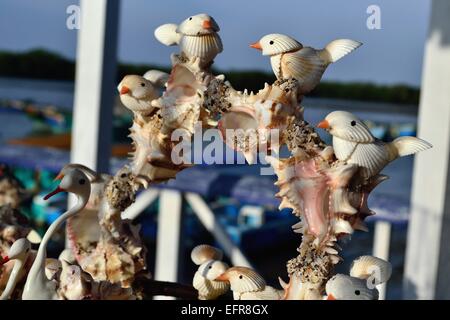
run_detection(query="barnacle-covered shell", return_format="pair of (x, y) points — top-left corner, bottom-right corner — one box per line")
(193, 271), (229, 300)
(191, 245), (223, 265)
(350, 255), (392, 285)
(325, 274), (379, 300)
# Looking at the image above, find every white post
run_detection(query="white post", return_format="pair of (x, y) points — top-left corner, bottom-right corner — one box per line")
(71, 0), (120, 172)
(404, 0), (450, 300)
(185, 193), (253, 268)
(372, 221), (391, 300)
(121, 189), (159, 220)
(154, 190), (183, 300)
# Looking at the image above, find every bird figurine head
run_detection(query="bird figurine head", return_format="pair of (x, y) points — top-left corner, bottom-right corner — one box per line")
(317, 110), (374, 143)
(44, 168), (91, 201)
(250, 33), (303, 56)
(118, 75), (158, 100)
(216, 266), (266, 293)
(0, 238), (31, 265)
(177, 13), (220, 36)
(325, 274), (379, 300)
(198, 260), (229, 281)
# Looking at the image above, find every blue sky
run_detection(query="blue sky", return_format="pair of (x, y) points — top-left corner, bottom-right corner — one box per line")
(0, 0), (431, 86)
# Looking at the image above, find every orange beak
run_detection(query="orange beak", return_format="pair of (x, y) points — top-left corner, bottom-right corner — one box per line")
(54, 172), (65, 182)
(215, 273), (229, 281)
(202, 20), (212, 29)
(250, 42), (262, 50)
(327, 294), (336, 300)
(120, 86), (130, 95)
(0, 256), (10, 266)
(317, 119), (330, 129)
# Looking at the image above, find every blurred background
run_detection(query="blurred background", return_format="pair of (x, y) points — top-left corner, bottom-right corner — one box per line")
(1, 0), (448, 300)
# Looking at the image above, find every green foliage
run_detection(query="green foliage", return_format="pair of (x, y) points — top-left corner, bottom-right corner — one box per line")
(0, 49), (420, 105)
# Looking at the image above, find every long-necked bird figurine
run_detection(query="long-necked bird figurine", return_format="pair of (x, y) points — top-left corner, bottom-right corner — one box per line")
(250, 34), (361, 94)
(21, 167), (91, 300)
(118, 70), (169, 115)
(216, 266), (283, 300)
(0, 238), (31, 300)
(317, 111), (432, 180)
(154, 13), (223, 67)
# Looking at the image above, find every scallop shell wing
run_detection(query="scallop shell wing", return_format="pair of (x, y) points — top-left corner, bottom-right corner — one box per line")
(193, 271), (229, 300)
(350, 255), (392, 284)
(348, 142), (390, 179)
(191, 244), (223, 265)
(154, 23), (181, 46)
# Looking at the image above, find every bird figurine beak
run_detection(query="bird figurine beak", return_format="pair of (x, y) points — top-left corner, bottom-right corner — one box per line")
(0, 256), (10, 266)
(202, 20), (212, 29)
(54, 172), (65, 181)
(215, 273), (229, 281)
(326, 294), (336, 300)
(120, 86), (130, 95)
(250, 42), (262, 50)
(43, 186), (65, 200)
(317, 120), (330, 129)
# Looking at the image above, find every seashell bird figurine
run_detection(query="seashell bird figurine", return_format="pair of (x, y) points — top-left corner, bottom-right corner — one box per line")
(191, 245), (230, 300)
(250, 34), (361, 95)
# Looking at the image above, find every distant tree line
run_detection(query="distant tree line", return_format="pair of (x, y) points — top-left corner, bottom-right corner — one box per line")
(0, 49), (420, 105)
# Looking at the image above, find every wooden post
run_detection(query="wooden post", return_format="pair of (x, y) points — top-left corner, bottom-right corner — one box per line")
(154, 190), (184, 300)
(71, 0), (120, 172)
(404, 0), (450, 299)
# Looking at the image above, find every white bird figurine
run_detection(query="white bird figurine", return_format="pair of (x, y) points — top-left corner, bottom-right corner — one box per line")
(0, 238), (31, 300)
(216, 266), (283, 300)
(21, 167), (91, 300)
(191, 245), (229, 300)
(118, 70), (169, 115)
(325, 274), (379, 300)
(250, 34), (362, 94)
(317, 111), (432, 180)
(154, 13), (223, 67)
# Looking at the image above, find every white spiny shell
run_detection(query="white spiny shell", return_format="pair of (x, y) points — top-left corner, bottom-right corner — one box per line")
(193, 271), (229, 300)
(326, 274), (379, 300)
(258, 34), (303, 56)
(350, 256), (392, 284)
(222, 267), (266, 293)
(191, 245), (223, 265)
(180, 34), (223, 62)
(154, 23), (181, 46)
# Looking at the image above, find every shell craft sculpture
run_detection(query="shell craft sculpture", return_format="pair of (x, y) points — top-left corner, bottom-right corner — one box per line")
(0, 12), (431, 300)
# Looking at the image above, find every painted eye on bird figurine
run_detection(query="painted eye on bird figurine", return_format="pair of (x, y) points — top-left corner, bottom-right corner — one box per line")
(269, 40), (274, 45)
(78, 178), (86, 185)
(355, 290), (360, 295)
(140, 83), (145, 87)
(189, 17), (192, 20)
(239, 275), (243, 279)
(351, 120), (356, 126)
